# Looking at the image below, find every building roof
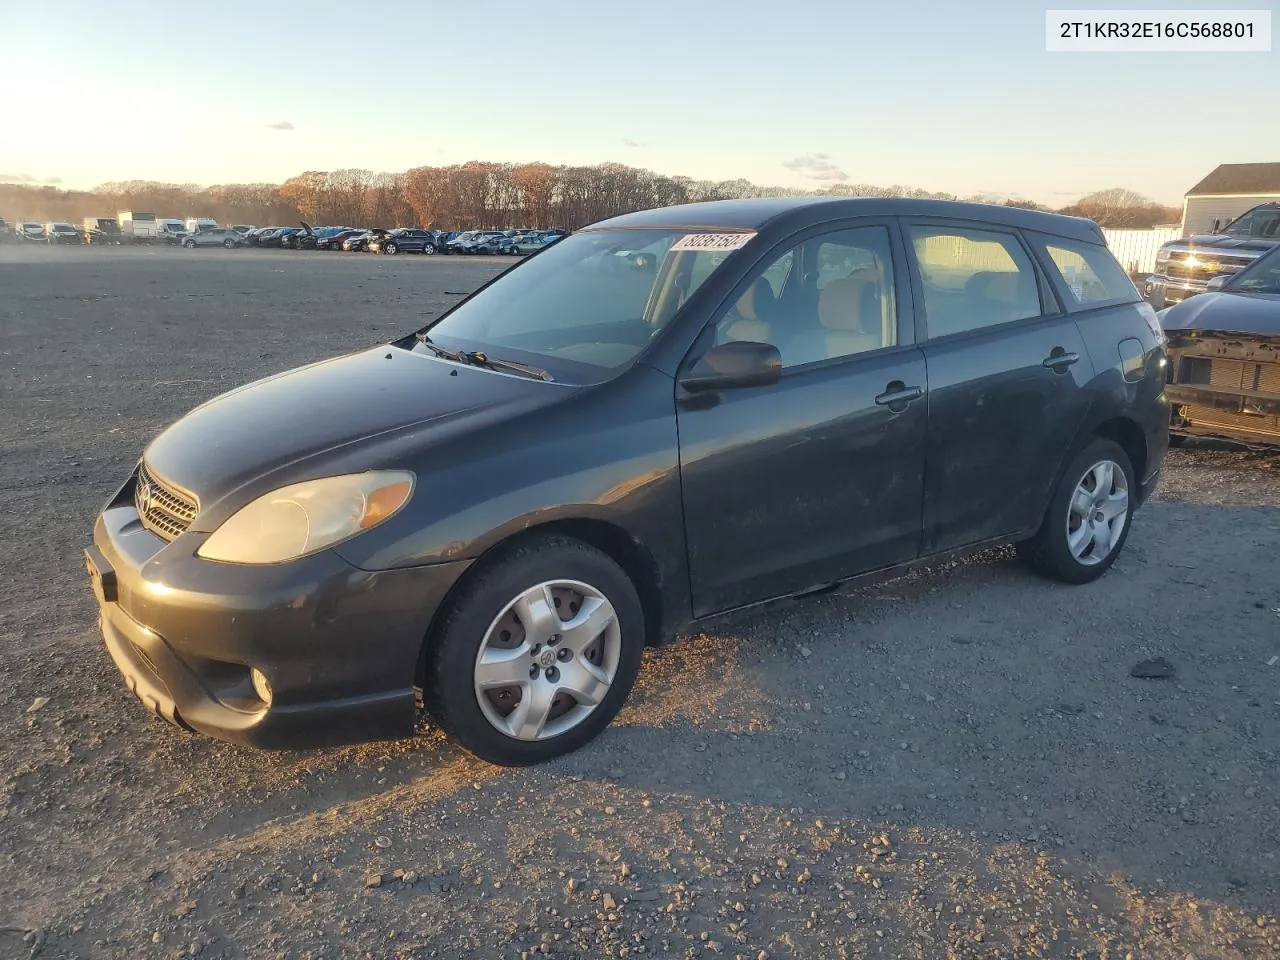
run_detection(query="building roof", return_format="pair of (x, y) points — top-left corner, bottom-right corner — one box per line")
(591, 196), (1105, 243)
(1186, 163), (1280, 197)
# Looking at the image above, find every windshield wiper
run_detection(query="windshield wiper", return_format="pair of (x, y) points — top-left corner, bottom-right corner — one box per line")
(458, 350), (554, 381)
(415, 333), (554, 381)
(415, 332), (464, 361)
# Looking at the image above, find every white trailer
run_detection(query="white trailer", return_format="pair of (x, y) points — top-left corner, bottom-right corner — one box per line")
(185, 217), (217, 234)
(118, 211), (160, 243)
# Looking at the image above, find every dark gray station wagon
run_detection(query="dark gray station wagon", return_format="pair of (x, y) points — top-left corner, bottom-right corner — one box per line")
(86, 198), (1169, 765)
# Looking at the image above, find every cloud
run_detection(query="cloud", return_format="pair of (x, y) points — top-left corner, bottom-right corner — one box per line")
(621, 138), (646, 148)
(264, 120), (295, 131)
(0, 172), (36, 184)
(782, 154), (849, 182)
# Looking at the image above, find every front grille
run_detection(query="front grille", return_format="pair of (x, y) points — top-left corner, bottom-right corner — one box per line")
(134, 463), (197, 540)
(1162, 254), (1254, 282)
(1175, 356), (1280, 393)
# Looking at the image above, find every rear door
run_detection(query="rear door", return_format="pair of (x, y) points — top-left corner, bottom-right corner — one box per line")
(901, 219), (1095, 553)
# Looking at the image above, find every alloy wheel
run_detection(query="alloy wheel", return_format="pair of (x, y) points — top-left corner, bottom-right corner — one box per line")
(473, 580), (621, 742)
(1065, 459), (1129, 566)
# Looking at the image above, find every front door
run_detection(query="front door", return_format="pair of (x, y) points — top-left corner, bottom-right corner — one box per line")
(676, 221), (929, 617)
(901, 220), (1096, 553)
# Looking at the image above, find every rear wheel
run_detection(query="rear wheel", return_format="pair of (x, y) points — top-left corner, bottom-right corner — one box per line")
(424, 536), (645, 766)
(422, 243), (436, 255)
(1017, 437), (1135, 584)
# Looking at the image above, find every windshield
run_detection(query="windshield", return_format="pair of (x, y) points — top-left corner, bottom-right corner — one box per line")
(420, 227), (751, 382)
(1226, 246), (1280, 295)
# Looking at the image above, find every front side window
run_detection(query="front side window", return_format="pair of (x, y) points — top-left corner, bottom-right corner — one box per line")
(1038, 236), (1138, 307)
(907, 226), (1042, 338)
(423, 228), (752, 381)
(713, 226), (897, 368)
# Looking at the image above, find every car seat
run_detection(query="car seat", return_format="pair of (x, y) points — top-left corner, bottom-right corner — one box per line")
(718, 277), (777, 344)
(781, 272), (884, 365)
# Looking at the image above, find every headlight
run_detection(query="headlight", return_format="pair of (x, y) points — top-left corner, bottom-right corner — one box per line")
(197, 471), (414, 564)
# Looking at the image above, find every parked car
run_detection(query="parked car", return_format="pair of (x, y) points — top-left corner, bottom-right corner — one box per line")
(473, 234), (519, 255)
(83, 217), (123, 245)
(1146, 202), (1280, 307)
(506, 234), (557, 255)
(45, 222), (84, 245)
(0, 217), (8, 242)
(315, 228), (363, 251)
(278, 227), (306, 249)
(157, 220), (188, 245)
(15, 221), (46, 241)
(369, 228), (439, 255)
(343, 229), (388, 252)
(85, 197), (1167, 765)
(446, 230), (506, 254)
(1159, 243), (1280, 448)
(180, 228), (243, 249)
(230, 225), (255, 236)
(243, 227), (277, 247)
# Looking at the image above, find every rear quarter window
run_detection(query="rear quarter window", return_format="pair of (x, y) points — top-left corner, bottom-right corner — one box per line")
(1030, 234), (1139, 310)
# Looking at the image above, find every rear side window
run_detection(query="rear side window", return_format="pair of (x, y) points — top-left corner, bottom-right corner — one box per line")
(906, 225), (1043, 338)
(1034, 235), (1139, 309)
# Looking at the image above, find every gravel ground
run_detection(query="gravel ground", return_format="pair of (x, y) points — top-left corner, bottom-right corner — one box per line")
(1, 245), (1278, 960)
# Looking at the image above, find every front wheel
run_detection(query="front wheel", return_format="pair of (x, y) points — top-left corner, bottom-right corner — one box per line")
(384, 242), (398, 255)
(1017, 437), (1135, 584)
(424, 536), (645, 766)
(223, 239), (236, 249)
(422, 243), (435, 255)
(183, 239), (196, 248)
(508, 246), (519, 256)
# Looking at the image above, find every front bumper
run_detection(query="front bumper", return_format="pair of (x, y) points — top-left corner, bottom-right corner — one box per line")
(1144, 275), (1206, 307)
(85, 474), (472, 749)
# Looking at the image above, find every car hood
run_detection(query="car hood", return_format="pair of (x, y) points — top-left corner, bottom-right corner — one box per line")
(1162, 233), (1279, 255)
(143, 345), (560, 514)
(1160, 290), (1280, 336)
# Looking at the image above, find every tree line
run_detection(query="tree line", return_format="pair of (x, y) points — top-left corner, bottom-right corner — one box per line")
(0, 163), (1182, 231)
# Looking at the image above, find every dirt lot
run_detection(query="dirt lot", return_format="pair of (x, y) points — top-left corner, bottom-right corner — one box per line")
(2, 245), (1278, 960)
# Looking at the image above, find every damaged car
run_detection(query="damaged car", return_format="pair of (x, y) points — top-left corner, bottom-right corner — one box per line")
(85, 197), (1168, 765)
(1160, 243), (1280, 447)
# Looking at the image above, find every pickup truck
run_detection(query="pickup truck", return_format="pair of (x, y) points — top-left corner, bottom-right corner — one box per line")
(1145, 202), (1280, 307)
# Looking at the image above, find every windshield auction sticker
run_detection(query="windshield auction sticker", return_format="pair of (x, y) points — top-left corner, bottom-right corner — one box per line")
(671, 232), (756, 252)
(1046, 10), (1271, 51)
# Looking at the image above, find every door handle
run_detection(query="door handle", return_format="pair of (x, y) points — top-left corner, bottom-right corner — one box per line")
(874, 383), (923, 406)
(1042, 350), (1080, 371)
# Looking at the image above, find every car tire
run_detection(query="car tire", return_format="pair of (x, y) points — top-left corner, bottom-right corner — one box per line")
(1017, 437), (1136, 585)
(508, 246), (519, 256)
(424, 535), (645, 766)
(183, 239), (196, 248)
(385, 242), (398, 255)
(223, 239), (236, 249)
(423, 243), (435, 255)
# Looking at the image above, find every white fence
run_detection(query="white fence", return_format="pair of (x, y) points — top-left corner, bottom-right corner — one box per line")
(1101, 227), (1180, 276)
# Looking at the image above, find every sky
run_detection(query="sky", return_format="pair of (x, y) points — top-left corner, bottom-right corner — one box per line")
(0, 0), (1276, 206)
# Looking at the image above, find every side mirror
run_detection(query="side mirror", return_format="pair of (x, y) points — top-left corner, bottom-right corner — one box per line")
(679, 341), (782, 393)
(1206, 275), (1229, 292)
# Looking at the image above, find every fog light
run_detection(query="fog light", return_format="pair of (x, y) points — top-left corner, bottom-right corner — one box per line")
(251, 668), (272, 705)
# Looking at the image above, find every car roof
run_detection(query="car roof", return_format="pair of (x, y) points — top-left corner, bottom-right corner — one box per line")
(590, 196), (1105, 244)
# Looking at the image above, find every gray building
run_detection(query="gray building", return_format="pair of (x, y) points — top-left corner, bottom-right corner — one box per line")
(1181, 162), (1280, 236)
